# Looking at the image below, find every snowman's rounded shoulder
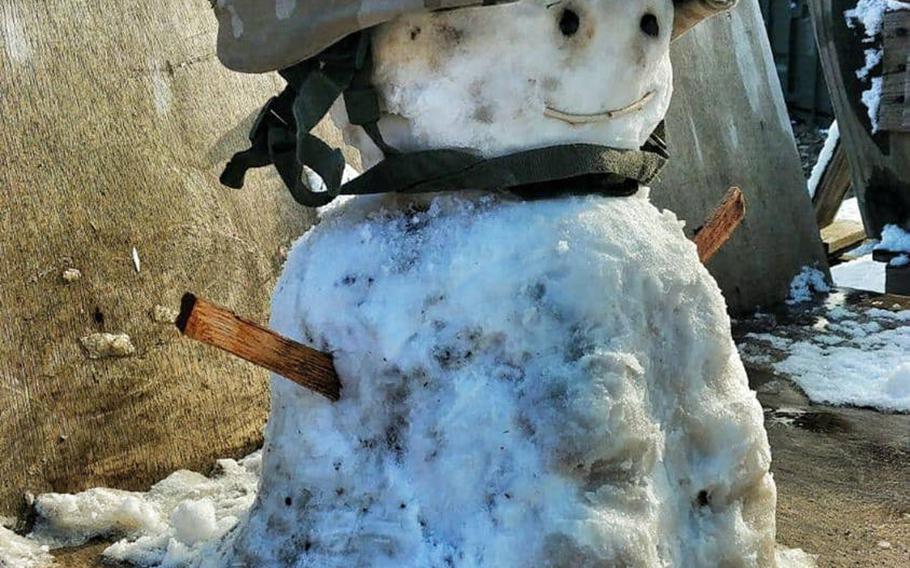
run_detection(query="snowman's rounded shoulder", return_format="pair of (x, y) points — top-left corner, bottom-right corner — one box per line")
(270, 193), (726, 347)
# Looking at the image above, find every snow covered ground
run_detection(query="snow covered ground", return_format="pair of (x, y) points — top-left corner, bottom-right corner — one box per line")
(0, 526), (53, 568)
(829, 198), (883, 292)
(21, 453), (261, 567)
(828, 198), (910, 292)
(740, 289), (910, 413)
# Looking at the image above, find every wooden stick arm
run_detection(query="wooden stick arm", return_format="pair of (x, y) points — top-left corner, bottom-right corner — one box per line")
(176, 293), (341, 401)
(693, 187), (746, 263)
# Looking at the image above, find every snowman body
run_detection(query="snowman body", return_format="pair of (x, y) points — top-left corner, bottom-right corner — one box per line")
(227, 2), (777, 566)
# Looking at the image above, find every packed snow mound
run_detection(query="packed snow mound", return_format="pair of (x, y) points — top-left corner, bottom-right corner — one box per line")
(221, 191), (777, 567)
(27, 453), (261, 566)
(337, 0), (673, 168)
(0, 526), (53, 568)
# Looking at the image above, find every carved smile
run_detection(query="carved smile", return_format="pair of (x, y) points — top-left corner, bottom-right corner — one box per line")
(544, 91), (656, 125)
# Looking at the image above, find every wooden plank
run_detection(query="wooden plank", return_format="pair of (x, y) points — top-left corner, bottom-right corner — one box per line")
(879, 11), (910, 132)
(812, 141), (852, 228)
(176, 295), (341, 402)
(820, 219), (866, 258)
(808, 0), (910, 237)
(693, 187), (747, 263)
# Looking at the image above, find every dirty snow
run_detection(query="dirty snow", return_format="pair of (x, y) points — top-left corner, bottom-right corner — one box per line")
(80, 333), (136, 359)
(743, 292), (910, 412)
(61, 268), (82, 283)
(339, 0), (673, 168)
(787, 267), (831, 304)
(212, 190), (780, 567)
(25, 453), (260, 566)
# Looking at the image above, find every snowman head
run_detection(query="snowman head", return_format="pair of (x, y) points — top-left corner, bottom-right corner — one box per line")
(216, 0), (738, 205)
(345, 0), (675, 166)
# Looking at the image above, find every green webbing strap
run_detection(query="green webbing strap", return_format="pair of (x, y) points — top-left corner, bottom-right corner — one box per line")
(221, 33), (372, 207)
(339, 143), (665, 198)
(220, 30), (669, 207)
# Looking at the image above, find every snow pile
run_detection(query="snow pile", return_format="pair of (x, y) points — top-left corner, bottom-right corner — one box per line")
(27, 453), (261, 566)
(806, 121), (839, 198)
(0, 526), (53, 568)
(845, 0), (910, 132)
(787, 267), (831, 304)
(338, 0), (673, 168)
(743, 292), (910, 412)
(875, 223), (910, 253)
(211, 191), (780, 567)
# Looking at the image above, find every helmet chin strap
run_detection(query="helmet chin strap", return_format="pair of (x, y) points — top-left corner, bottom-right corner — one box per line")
(220, 31), (670, 208)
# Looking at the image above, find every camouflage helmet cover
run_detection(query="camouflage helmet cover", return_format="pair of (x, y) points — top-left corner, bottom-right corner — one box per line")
(214, 0), (738, 74)
(214, 0), (519, 73)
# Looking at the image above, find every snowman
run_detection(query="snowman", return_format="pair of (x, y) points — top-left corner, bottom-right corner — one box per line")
(214, 0), (777, 566)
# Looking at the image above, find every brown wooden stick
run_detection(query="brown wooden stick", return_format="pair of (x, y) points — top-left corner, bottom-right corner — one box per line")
(692, 187), (746, 263)
(176, 293), (341, 401)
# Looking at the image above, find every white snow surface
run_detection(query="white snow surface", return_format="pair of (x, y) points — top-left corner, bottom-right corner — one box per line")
(0, 526), (52, 568)
(875, 223), (910, 253)
(208, 191), (780, 567)
(27, 453), (261, 566)
(806, 122), (839, 199)
(339, 0), (673, 168)
(786, 267), (831, 305)
(831, 255), (885, 292)
(744, 293), (910, 412)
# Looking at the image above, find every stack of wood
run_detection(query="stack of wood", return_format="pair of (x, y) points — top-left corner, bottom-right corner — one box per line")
(809, 0), (910, 295)
(811, 142), (865, 259)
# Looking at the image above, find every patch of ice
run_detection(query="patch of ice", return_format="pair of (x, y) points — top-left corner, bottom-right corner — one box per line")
(62, 268), (82, 283)
(0, 6), (32, 65)
(149, 61), (172, 116)
(776, 545), (819, 567)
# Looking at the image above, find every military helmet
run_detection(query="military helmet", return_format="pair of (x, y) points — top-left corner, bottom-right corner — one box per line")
(214, 0), (738, 74)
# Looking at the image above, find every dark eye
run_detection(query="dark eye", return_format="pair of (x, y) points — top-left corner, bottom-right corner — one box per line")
(559, 9), (580, 37)
(640, 13), (660, 38)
